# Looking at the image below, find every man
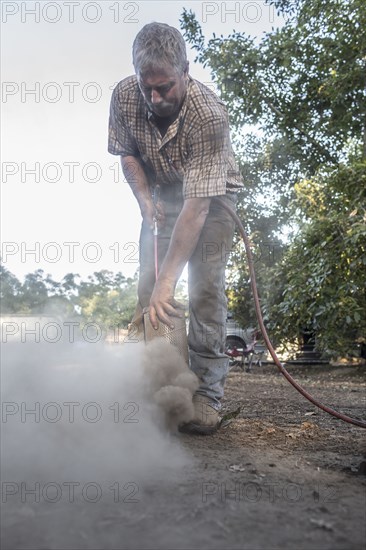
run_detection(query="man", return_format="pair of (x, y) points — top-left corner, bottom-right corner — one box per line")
(108, 22), (243, 434)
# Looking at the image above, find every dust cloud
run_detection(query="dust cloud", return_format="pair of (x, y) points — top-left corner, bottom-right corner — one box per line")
(2, 334), (199, 492)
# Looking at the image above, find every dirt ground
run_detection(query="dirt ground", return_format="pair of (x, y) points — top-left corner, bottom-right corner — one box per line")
(2, 360), (366, 550)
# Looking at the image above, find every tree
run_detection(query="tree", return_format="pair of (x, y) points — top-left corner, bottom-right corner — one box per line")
(181, 0), (366, 170)
(264, 161), (366, 357)
(0, 267), (139, 332)
(76, 270), (138, 329)
(180, 0), (366, 357)
(0, 266), (22, 313)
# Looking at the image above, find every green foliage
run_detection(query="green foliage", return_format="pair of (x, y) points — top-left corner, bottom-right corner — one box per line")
(0, 267), (138, 332)
(0, 266), (23, 313)
(181, 0), (366, 171)
(77, 270), (138, 329)
(181, 0), (366, 358)
(0, 267), (71, 315)
(265, 162), (366, 357)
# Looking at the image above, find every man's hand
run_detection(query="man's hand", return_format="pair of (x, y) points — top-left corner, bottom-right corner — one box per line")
(149, 277), (185, 329)
(120, 156), (165, 230)
(142, 200), (165, 231)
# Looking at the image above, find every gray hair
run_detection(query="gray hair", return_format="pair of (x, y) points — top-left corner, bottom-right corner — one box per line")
(132, 22), (188, 76)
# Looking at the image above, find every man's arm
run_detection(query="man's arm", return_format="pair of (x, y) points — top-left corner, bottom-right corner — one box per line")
(120, 155), (156, 228)
(149, 196), (211, 329)
(121, 156), (211, 329)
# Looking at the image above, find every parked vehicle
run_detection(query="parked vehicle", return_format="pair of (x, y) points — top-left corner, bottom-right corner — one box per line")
(225, 313), (268, 371)
(226, 312), (253, 350)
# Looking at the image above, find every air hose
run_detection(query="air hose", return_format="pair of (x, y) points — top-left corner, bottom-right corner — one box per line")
(216, 197), (366, 429)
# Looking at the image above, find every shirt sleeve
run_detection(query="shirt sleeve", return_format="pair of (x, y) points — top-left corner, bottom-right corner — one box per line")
(183, 116), (230, 199)
(108, 86), (138, 157)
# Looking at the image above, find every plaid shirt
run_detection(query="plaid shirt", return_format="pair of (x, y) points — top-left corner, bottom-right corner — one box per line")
(108, 75), (243, 199)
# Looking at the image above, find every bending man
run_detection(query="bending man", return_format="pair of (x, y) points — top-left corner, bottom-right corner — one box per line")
(108, 22), (243, 434)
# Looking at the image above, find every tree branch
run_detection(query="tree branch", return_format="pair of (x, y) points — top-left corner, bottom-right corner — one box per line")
(266, 100), (339, 165)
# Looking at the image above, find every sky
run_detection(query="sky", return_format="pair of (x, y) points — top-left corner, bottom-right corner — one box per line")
(1, 0), (283, 284)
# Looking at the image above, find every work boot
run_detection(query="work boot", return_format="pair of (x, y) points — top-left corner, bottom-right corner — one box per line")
(179, 394), (221, 435)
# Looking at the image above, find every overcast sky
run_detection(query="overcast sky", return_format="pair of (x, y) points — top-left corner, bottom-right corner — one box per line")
(1, 0), (283, 283)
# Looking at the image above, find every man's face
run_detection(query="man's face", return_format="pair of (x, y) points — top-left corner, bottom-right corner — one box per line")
(137, 64), (188, 119)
